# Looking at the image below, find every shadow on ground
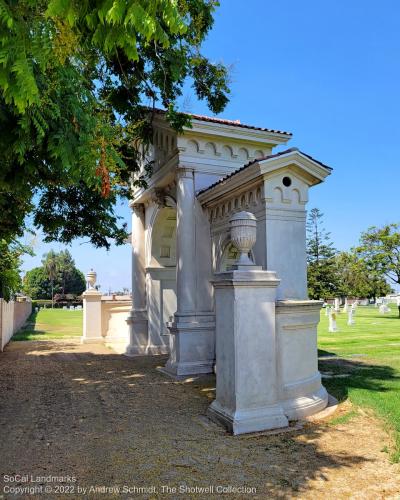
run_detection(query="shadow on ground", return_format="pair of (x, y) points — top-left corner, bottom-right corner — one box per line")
(318, 349), (399, 402)
(0, 340), (397, 498)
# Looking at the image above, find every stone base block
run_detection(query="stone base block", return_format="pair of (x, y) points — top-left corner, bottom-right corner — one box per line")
(125, 344), (169, 357)
(207, 400), (289, 435)
(164, 312), (215, 376)
(164, 359), (214, 377)
(81, 337), (104, 345)
(125, 344), (148, 356)
(281, 385), (329, 420)
(126, 310), (149, 356)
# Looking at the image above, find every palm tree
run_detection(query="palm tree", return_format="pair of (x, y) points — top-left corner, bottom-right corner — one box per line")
(42, 250), (58, 308)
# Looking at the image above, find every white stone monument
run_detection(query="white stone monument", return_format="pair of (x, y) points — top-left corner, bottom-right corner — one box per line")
(328, 309), (338, 332)
(343, 298), (348, 313)
(83, 110), (332, 432)
(334, 298), (340, 312)
(347, 308), (355, 326)
(379, 301), (390, 314)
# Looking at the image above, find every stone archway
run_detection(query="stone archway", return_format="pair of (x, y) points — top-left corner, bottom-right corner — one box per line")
(146, 206), (177, 352)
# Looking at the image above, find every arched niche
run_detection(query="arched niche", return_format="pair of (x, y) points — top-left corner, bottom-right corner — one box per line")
(147, 206), (177, 347)
(238, 147), (249, 161)
(186, 139), (199, 154)
(204, 142), (217, 156)
(150, 207), (177, 267)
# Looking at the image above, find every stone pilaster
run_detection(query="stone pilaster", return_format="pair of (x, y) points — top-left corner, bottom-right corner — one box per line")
(126, 201), (149, 356)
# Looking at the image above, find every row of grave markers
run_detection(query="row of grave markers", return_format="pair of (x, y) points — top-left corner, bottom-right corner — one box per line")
(325, 303), (357, 332)
(34, 305), (82, 312)
(325, 297), (393, 333)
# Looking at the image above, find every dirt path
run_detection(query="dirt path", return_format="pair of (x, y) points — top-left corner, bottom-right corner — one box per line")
(0, 339), (399, 499)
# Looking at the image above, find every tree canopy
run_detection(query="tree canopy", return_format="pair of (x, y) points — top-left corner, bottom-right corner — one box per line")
(0, 0), (230, 248)
(306, 208), (339, 300)
(335, 251), (391, 299)
(356, 223), (400, 287)
(0, 239), (33, 301)
(306, 212), (396, 300)
(23, 249), (85, 299)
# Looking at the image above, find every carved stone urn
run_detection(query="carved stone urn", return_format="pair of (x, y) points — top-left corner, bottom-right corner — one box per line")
(229, 211), (257, 266)
(86, 269), (97, 290)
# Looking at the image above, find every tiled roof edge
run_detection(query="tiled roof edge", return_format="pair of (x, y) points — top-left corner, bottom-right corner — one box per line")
(151, 108), (292, 136)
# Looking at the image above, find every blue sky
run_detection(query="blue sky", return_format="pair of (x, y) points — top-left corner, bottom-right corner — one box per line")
(21, 0), (400, 291)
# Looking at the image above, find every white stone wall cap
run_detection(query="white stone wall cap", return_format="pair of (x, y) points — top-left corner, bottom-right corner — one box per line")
(82, 289), (102, 297)
(276, 299), (323, 308)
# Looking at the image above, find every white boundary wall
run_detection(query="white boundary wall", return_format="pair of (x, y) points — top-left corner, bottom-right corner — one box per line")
(0, 299), (32, 351)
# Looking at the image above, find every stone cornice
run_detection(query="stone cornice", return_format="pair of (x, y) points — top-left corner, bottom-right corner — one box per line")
(197, 150), (331, 207)
(183, 121), (290, 146)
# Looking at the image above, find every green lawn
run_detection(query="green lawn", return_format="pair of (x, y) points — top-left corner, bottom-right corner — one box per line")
(318, 304), (400, 462)
(13, 308), (82, 341)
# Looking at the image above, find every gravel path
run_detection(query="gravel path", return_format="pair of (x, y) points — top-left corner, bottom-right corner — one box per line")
(0, 339), (399, 499)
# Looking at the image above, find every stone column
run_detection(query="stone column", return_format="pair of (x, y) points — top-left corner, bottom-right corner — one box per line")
(176, 167), (196, 314)
(164, 167), (215, 377)
(126, 201), (148, 356)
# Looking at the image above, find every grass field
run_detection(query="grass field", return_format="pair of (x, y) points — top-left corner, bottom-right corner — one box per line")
(318, 304), (400, 462)
(13, 308), (82, 341)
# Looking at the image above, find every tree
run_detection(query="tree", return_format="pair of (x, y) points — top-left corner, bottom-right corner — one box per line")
(21, 267), (49, 300)
(335, 251), (391, 299)
(356, 223), (400, 287)
(0, 1), (230, 249)
(42, 250), (59, 307)
(307, 208), (339, 299)
(57, 250), (74, 294)
(0, 239), (33, 301)
(23, 250), (85, 300)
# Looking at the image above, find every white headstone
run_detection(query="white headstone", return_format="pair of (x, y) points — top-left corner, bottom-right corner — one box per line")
(347, 308), (355, 326)
(328, 310), (338, 332)
(379, 304), (390, 314)
(334, 298), (340, 312)
(343, 298), (348, 313)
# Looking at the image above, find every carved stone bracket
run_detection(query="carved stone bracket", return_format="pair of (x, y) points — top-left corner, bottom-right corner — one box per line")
(129, 201), (145, 216)
(148, 187), (176, 209)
